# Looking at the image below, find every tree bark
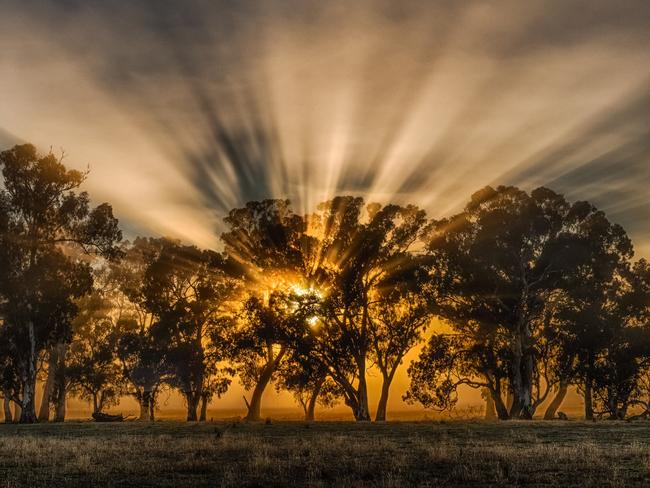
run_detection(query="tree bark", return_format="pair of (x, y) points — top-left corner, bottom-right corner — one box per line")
(54, 393), (66, 422)
(509, 334), (534, 419)
(138, 390), (151, 421)
(375, 375), (392, 422)
(245, 372), (271, 421)
(14, 401), (22, 422)
(484, 388), (497, 420)
(53, 343), (67, 422)
(38, 347), (58, 421)
(354, 360), (371, 422)
(305, 381), (323, 422)
(199, 394), (208, 422)
(544, 382), (568, 420)
(3, 394), (12, 423)
(19, 322), (38, 423)
(244, 346), (286, 422)
(492, 389), (510, 420)
(584, 354), (594, 421)
(149, 391), (156, 421)
(185, 392), (200, 421)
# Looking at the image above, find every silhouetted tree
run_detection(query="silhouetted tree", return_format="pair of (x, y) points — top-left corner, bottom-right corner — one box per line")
(275, 347), (339, 421)
(141, 241), (239, 421)
(112, 238), (169, 421)
(370, 255), (433, 421)
(222, 199), (313, 421)
(303, 197), (426, 421)
(0, 143), (121, 423)
(411, 186), (632, 419)
(230, 292), (293, 421)
(66, 289), (124, 414)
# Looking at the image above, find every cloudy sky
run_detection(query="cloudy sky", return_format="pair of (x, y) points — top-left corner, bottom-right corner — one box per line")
(1, 0), (649, 416)
(2, 0), (649, 255)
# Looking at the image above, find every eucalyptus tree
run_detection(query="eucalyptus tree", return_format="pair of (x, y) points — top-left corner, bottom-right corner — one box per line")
(0, 143), (121, 423)
(302, 197), (427, 421)
(230, 292), (299, 421)
(409, 186), (632, 419)
(66, 290), (124, 414)
(370, 255), (433, 421)
(542, 237), (640, 420)
(140, 240), (240, 421)
(221, 199), (314, 421)
(587, 260), (650, 419)
(112, 237), (169, 421)
(275, 342), (340, 421)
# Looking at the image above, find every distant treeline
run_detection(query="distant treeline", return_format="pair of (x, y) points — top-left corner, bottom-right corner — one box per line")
(1, 143), (648, 424)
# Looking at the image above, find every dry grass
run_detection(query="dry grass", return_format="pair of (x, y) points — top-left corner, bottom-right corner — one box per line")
(0, 421), (649, 486)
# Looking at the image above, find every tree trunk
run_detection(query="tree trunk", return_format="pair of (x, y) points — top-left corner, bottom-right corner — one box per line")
(19, 371), (37, 423)
(484, 388), (497, 420)
(38, 347), (58, 421)
(14, 401), (22, 422)
(19, 322), (38, 423)
(584, 355), (594, 421)
(185, 392), (199, 421)
(3, 394), (12, 423)
(491, 387), (510, 420)
(244, 347), (285, 421)
(305, 382), (323, 422)
(505, 387), (513, 411)
(138, 391), (151, 421)
(53, 343), (67, 422)
(245, 374), (270, 422)
(544, 382), (568, 420)
(92, 393), (99, 414)
(149, 391), (156, 421)
(375, 375), (392, 422)
(199, 395), (208, 422)
(54, 393), (66, 422)
(354, 358), (371, 422)
(509, 335), (534, 419)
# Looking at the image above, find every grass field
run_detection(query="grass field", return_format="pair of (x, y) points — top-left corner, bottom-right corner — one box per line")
(0, 420), (649, 487)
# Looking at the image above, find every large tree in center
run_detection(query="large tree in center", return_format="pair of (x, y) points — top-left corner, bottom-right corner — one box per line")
(221, 199), (313, 421)
(302, 197), (426, 421)
(0, 144), (121, 423)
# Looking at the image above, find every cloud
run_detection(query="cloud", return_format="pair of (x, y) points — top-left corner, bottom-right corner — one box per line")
(1, 0), (648, 256)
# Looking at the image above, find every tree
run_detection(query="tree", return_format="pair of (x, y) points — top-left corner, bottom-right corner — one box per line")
(544, 239), (639, 420)
(413, 186), (632, 419)
(112, 238), (169, 421)
(0, 143), (121, 422)
(67, 290), (124, 414)
(141, 241), (239, 421)
(405, 331), (512, 418)
(231, 293), (292, 421)
(275, 341), (340, 422)
(222, 199), (313, 421)
(303, 197), (427, 421)
(588, 261), (650, 419)
(370, 256), (433, 421)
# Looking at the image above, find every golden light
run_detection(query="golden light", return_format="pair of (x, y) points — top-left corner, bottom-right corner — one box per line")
(1, 1), (647, 257)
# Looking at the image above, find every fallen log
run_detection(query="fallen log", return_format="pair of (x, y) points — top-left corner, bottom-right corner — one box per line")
(92, 412), (125, 422)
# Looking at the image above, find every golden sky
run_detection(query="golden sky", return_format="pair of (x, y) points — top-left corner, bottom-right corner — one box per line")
(2, 0), (649, 416)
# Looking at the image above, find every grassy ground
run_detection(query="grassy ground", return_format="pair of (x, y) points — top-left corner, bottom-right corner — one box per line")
(0, 421), (649, 487)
